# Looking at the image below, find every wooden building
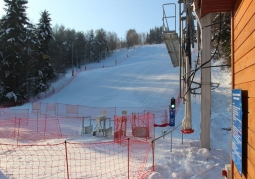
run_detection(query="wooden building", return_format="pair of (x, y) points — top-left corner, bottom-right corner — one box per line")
(195, 0), (255, 178)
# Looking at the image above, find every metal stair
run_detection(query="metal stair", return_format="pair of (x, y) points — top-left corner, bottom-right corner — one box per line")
(162, 3), (180, 67)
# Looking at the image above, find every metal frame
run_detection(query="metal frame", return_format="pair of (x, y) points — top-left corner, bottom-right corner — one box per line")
(162, 3), (180, 67)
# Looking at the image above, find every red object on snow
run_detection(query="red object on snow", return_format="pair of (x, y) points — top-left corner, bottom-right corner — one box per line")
(181, 128), (194, 134)
(221, 169), (227, 177)
(153, 123), (169, 127)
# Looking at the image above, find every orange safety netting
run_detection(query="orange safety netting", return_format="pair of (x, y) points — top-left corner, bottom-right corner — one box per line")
(0, 117), (60, 143)
(32, 102), (116, 119)
(0, 139), (152, 179)
(114, 112), (155, 143)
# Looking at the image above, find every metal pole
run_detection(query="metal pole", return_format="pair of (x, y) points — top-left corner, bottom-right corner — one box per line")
(170, 132), (173, 152)
(72, 44), (73, 70)
(17, 118), (21, 146)
(44, 116), (47, 140)
(128, 138), (130, 179)
(85, 41), (88, 64)
(179, 1), (182, 99)
(72, 44), (74, 76)
(181, 0), (193, 131)
(84, 41), (87, 65)
(182, 20), (185, 104)
(200, 13), (212, 149)
(82, 117), (84, 136)
(64, 141), (70, 179)
(85, 39), (91, 64)
(185, 55), (192, 129)
(182, 132), (183, 144)
(152, 141), (155, 171)
(37, 111), (38, 133)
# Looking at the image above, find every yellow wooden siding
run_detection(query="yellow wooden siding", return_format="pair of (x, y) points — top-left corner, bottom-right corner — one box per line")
(235, 82), (255, 98)
(247, 153), (255, 179)
(233, 0), (252, 29)
(232, 160), (252, 179)
(233, 0), (254, 39)
(248, 129), (255, 149)
(233, 0), (255, 178)
(248, 113), (255, 132)
(235, 63), (255, 84)
(234, 12), (255, 54)
(232, 159), (255, 179)
(234, 46), (255, 73)
(234, 31), (255, 63)
(243, 97), (255, 116)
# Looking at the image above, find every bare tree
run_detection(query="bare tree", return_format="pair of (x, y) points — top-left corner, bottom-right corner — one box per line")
(126, 29), (139, 48)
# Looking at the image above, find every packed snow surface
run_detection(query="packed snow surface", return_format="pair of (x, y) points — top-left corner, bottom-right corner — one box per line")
(10, 44), (231, 178)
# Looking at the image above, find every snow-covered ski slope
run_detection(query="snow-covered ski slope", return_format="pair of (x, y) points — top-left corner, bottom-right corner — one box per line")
(14, 43), (232, 178)
(40, 44), (179, 108)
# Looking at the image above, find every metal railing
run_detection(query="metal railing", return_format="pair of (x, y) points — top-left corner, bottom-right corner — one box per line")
(151, 122), (183, 171)
(162, 3), (176, 33)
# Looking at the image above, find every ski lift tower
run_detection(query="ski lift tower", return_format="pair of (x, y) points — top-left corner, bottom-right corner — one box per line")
(162, 2), (194, 134)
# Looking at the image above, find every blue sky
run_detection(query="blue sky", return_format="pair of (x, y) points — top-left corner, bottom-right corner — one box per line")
(0, 0), (178, 38)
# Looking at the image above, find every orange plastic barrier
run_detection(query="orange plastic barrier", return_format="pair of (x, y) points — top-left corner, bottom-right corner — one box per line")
(114, 112), (155, 143)
(0, 117), (61, 144)
(0, 139), (152, 179)
(32, 102), (116, 119)
(0, 108), (29, 119)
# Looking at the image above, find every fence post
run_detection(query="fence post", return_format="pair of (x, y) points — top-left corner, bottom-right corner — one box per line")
(182, 132), (183, 144)
(170, 132), (173, 152)
(57, 118), (62, 138)
(146, 113), (149, 141)
(37, 111), (39, 133)
(14, 116), (17, 139)
(152, 140), (155, 171)
(44, 116), (47, 140)
(65, 141), (70, 179)
(153, 113), (155, 139)
(82, 117), (85, 136)
(128, 138), (130, 179)
(56, 103), (58, 116)
(16, 118), (21, 146)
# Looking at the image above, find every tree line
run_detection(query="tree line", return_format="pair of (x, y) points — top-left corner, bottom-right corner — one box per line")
(0, 0), (55, 106)
(0, 0), (163, 106)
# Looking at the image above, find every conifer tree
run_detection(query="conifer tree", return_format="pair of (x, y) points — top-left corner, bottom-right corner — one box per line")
(49, 25), (68, 73)
(36, 10), (55, 94)
(145, 26), (163, 44)
(0, 0), (31, 104)
(211, 12), (231, 69)
(74, 31), (85, 67)
(24, 23), (42, 97)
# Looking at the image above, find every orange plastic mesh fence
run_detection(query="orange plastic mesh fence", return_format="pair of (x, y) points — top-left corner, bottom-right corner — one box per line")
(51, 116), (84, 138)
(32, 102), (171, 123)
(145, 109), (168, 125)
(0, 139), (152, 179)
(176, 89), (183, 113)
(0, 108), (29, 119)
(114, 112), (155, 143)
(0, 117), (61, 143)
(32, 102), (116, 119)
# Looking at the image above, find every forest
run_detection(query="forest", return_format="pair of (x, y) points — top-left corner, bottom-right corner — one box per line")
(0, 0), (164, 106)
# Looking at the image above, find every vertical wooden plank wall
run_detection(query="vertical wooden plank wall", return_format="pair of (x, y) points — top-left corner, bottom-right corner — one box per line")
(232, 0), (255, 178)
